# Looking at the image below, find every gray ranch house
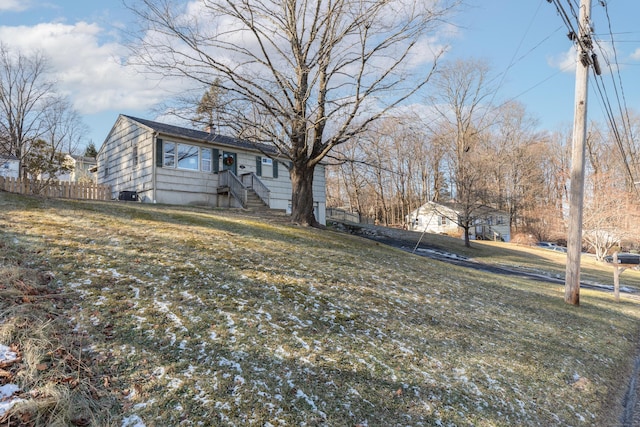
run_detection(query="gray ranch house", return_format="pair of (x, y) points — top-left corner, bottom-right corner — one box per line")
(97, 115), (327, 224)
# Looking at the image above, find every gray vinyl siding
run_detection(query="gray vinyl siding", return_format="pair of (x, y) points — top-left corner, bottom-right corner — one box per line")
(154, 167), (219, 206)
(98, 116), (154, 200)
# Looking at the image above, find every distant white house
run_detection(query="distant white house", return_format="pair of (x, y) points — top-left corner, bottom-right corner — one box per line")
(406, 201), (511, 242)
(97, 115), (327, 224)
(0, 155), (19, 179)
(57, 155), (97, 183)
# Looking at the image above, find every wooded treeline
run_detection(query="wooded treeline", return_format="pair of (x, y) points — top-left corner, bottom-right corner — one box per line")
(326, 80), (640, 255)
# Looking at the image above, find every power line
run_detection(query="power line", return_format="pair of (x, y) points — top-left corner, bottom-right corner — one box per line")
(477, 0), (563, 128)
(549, 0), (638, 188)
(587, 0), (638, 191)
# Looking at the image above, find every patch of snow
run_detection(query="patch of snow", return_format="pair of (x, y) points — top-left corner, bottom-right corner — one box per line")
(0, 345), (17, 363)
(292, 332), (310, 350)
(155, 300), (187, 332)
(234, 375), (245, 386)
(257, 307), (272, 321)
(121, 414), (146, 427)
(0, 384), (23, 416)
(274, 345), (291, 359)
(219, 357), (242, 373)
(168, 378), (182, 390)
(294, 387), (326, 419)
(392, 339), (415, 355)
(107, 268), (123, 278)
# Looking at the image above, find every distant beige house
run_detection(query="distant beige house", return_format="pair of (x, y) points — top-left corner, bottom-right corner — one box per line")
(406, 201), (510, 242)
(97, 115), (327, 224)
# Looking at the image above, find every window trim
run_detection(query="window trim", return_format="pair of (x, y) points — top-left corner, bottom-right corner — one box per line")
(162, 141), (213, 172)
(163, 141), (176, 167)
(201, 148), (212, 172)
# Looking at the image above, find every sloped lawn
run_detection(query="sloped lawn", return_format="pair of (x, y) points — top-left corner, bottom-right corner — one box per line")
(1, 192), (639, 426)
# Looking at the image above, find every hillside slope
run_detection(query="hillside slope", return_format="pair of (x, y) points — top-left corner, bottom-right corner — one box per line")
(1, 192), (639, 426)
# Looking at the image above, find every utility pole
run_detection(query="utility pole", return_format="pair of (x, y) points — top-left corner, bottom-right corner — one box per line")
(565, 0), (593, 306)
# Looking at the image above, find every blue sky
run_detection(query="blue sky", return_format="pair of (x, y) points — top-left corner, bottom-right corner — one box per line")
(0, 0), (639, 150)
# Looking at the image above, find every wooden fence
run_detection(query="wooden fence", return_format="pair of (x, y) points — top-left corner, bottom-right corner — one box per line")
(326, 207), (374, 224)
(0, 176), (111, 201)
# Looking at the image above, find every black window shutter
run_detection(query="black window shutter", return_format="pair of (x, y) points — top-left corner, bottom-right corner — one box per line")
(273, 159), (278, 179)
(212, 148), (219, 173)
(156, 138), (163, 167)
(256, 156), (262, 176)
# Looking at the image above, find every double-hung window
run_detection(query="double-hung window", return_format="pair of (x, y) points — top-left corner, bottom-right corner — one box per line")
(201, 148), (212, 172)
(163, 142), (176, 167)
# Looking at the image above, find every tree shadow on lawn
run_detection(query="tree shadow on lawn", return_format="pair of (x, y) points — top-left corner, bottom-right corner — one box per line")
(93, 261), (640, 426)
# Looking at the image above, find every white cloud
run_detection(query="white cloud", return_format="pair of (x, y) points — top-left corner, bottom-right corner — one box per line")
(546, 47), (577, 73)
(0, 22), (175, 114)
(630, 48), (640, 61)
(0, 0), (31, 12)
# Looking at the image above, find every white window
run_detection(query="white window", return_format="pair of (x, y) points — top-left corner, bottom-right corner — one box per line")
(133, 145), (138, 166)
(163, 142), (176, 167)
(201, 148), (212, 172)
(262, 157), (273, 165)
(163, 141), (212, 172)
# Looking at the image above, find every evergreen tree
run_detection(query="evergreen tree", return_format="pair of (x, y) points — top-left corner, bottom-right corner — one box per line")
(193, 78), (225, 132)
(84, 141), (98, 158)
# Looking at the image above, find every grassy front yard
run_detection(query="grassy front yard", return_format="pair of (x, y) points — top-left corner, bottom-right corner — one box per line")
(1, 191), (639, 426)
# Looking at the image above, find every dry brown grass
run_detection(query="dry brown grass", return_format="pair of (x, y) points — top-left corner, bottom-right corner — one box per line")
(1, 191), (640, 426)
(0, 226), (119, 426)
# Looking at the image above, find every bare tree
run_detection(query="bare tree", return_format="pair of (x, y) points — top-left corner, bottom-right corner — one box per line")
(482, 101), (547, 233)
(0, 44), (54, 179)
(0, 45), (86, 187)
(429, 58), (495, 247)
(581, 122), (638, 259)
(127, 0), (460, 226)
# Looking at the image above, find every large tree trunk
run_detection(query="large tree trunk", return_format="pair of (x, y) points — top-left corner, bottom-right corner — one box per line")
(290, 163), (320, 227)
(463, 224), (471, 248)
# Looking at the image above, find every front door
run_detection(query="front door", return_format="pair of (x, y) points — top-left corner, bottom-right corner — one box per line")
(222, 152), (237, 175)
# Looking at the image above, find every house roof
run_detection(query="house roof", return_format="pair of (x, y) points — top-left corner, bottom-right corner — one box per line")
(66, 154), (97, 163)
(123, 115), (279, 156)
